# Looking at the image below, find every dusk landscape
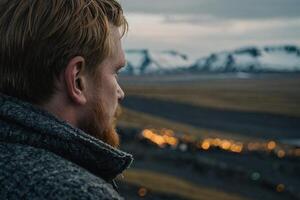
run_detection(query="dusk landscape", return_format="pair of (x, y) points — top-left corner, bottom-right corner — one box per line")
(115, 0), (300, 199)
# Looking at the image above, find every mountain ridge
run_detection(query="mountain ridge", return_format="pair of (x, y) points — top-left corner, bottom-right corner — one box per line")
(122, 45), (300, 75)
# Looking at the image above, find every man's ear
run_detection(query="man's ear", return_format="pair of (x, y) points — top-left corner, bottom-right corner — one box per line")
(64, 56), (88, 105)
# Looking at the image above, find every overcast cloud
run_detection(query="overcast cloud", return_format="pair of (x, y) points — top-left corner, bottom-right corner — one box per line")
(121, 0), (300, 19)
(120, 0), (300, 59)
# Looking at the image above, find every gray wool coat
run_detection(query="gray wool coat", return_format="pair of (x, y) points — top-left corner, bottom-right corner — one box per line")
(0, 94), (133, 199)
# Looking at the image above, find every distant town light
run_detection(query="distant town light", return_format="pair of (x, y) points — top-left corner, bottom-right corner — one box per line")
(230, 143), (243, 153)
(201, 140), (210, 150)
(141, 129), (178, 147)
(267, 141), (276, 150)
(138, 187), (148, 197)
(276, 184), (285, 193)
(221, 140), (231, 150)
(277, 150), (286, 158)
(140, 129), (299, 158)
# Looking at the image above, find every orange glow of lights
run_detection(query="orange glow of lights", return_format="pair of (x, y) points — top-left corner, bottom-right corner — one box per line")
(277, 150), (286, 158)
(142, 129), (165, 147)
(230, 143), (243, 153)
(161, 128), (174, 136)
(198, 138), (244, 153)
(138, 187), (147, 197)
(221, 140), (231, 150)
(141, 129), (299, 158)
(163, 134), (178, 146)
(141, 129), (178, 147)
(201, 140), (211, 150)
(267, 141), (276, 150)
(212, 138), (222, 146)
(276, 184), (285, 193)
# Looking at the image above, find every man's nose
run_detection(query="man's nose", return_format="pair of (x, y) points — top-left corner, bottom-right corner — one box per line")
(117, 85), (125, 101)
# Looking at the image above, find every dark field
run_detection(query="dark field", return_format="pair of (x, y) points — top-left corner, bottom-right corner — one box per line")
(120, 73), (300, 118)
(122, 95), (300, 140)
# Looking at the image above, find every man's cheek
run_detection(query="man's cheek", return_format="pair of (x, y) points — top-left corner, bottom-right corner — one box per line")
(115, 105), (122, 118)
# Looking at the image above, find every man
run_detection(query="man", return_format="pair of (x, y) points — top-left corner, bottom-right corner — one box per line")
(0, 0), (133, 199)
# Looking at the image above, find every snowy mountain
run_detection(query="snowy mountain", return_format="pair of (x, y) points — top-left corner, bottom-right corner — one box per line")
(192, 45), (300, 73)
(122, 45), (300, 75)
(122, 49), (194, 75)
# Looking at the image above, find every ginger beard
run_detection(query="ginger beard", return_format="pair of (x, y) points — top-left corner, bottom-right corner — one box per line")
(78, 95), (121, 148)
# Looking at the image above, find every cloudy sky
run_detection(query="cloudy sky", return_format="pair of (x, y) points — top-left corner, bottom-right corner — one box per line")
(120, 0), (300, 59)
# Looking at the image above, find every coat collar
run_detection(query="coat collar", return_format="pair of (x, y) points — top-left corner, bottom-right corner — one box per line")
(0, 94), (133, 181)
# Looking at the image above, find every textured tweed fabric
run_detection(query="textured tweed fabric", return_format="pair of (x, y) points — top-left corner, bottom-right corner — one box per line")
(0, 94), (133, 199)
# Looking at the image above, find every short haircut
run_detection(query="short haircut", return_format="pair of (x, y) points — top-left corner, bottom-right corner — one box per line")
(0, 0), (127, 104)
